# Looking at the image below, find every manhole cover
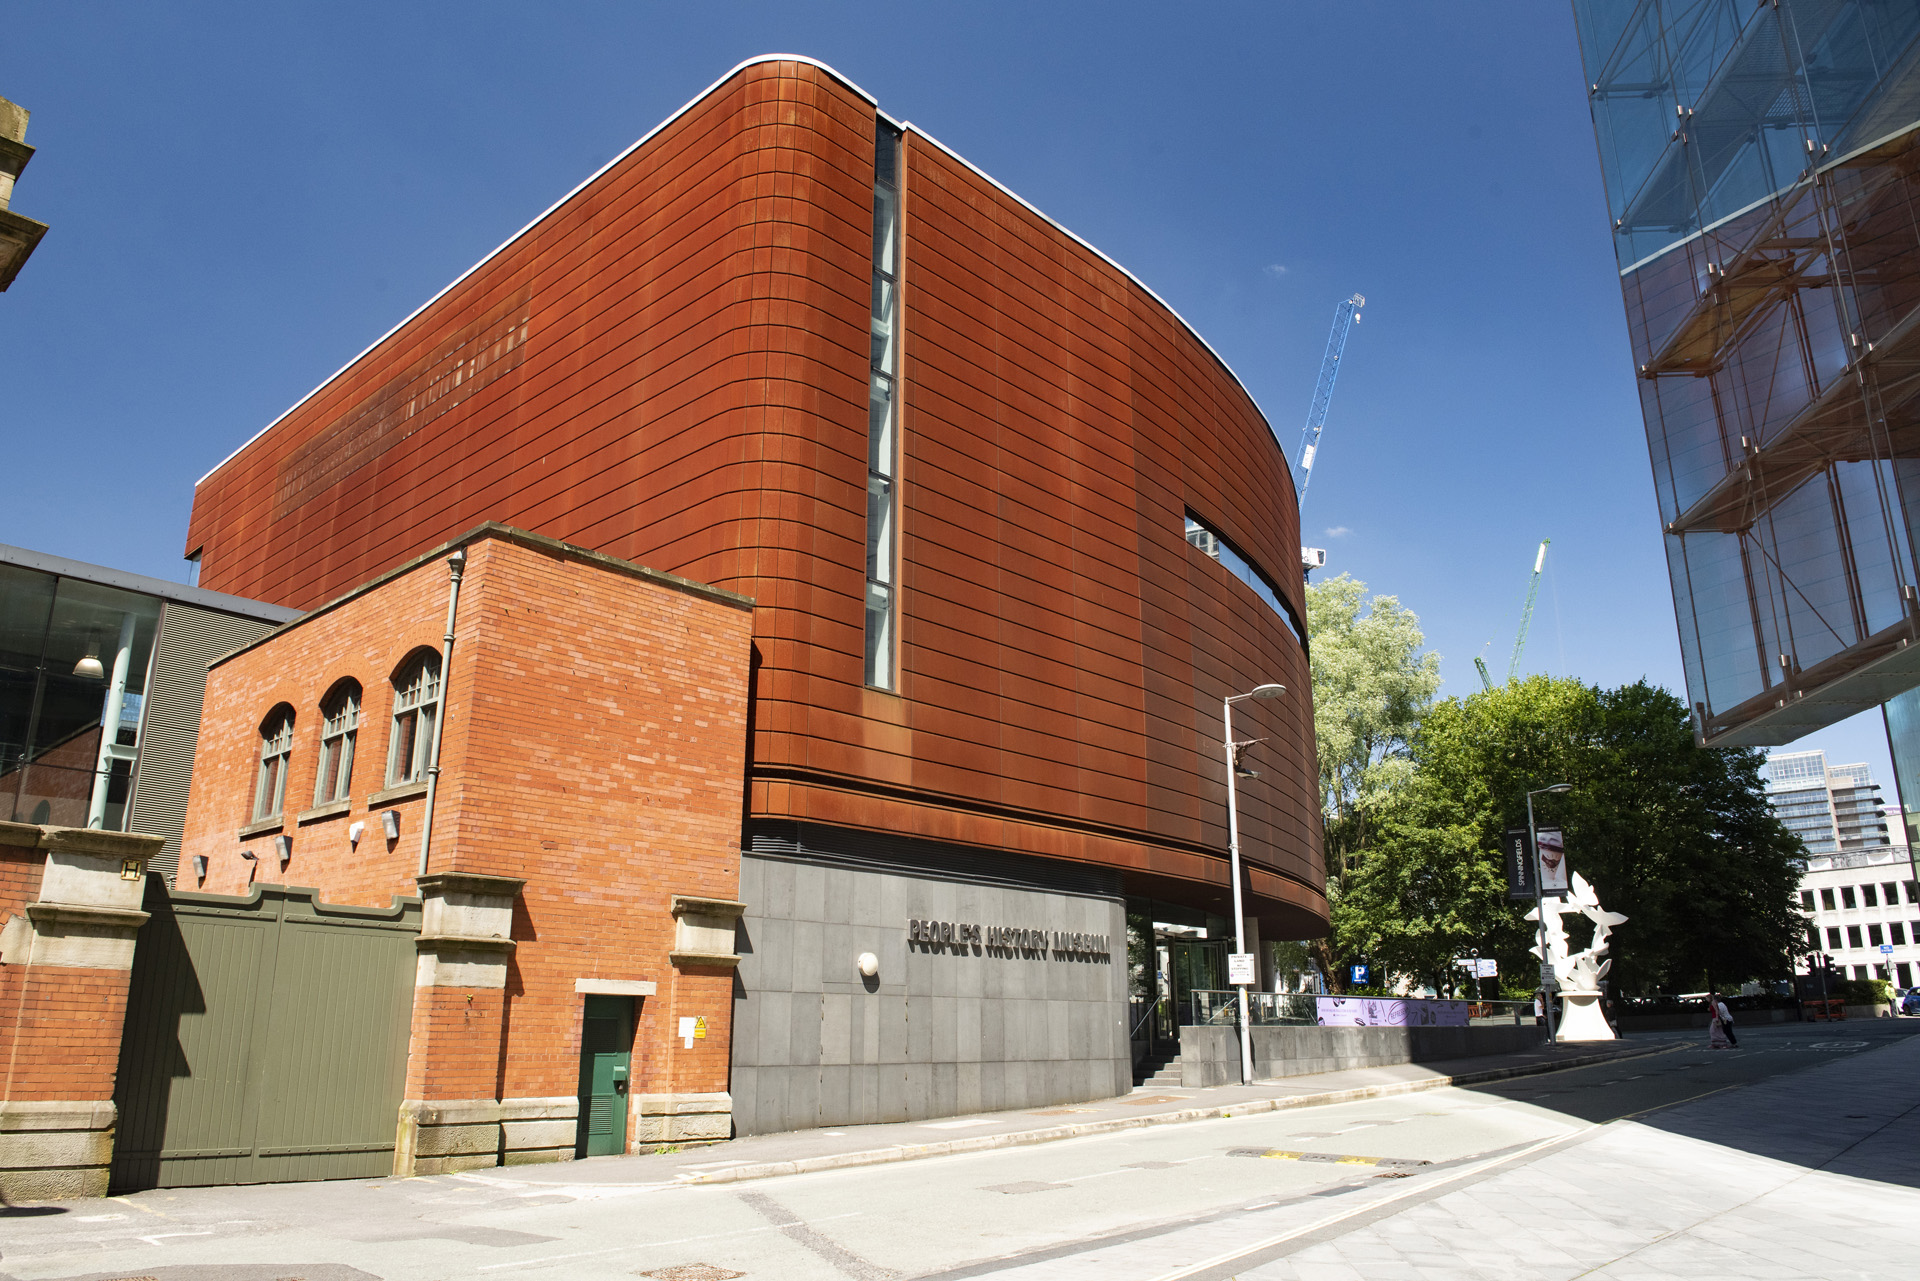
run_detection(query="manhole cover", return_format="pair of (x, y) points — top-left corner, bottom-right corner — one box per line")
(640, 1267), (746, 1281)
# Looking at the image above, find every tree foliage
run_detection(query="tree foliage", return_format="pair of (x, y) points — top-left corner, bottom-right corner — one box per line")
(1303, 578), (1800, 997)
(1392, 677), (1804, 995)
(1304, 574), (1441, 870)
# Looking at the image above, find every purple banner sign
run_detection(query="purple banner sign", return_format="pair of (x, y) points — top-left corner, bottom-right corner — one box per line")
(1315, 997), (1468, 1027)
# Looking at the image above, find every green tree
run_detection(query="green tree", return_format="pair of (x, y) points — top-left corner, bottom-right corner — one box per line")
(1303, 574), (1442, 988)
(1330, 773), (1508, 995)
(1412, 677), (1805, 995)
(1305, 574), (1441, 869)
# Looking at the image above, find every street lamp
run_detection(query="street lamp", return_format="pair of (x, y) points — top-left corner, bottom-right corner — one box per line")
(1224, 681), (1286, 1085)
(1526, 782), (1573, 1042)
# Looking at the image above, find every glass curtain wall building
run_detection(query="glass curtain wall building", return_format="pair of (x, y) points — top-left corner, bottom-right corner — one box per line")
(0, 544), (294, 874)
(1573, 1), (1920, 746)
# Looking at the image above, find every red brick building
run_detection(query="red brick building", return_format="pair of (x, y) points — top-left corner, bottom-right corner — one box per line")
(76, 53), (1327, 1177)
(175, 527), (753, 1168)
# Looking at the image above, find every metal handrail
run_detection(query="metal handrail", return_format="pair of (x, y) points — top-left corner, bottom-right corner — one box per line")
(1128, 999), (1159, 1040)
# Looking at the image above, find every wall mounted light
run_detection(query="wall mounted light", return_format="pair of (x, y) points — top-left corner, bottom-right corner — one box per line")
(857, 952), (879, 978)
(72, 640), (104, 679)
(192, 853), (208, 879)
(274, 833), (292, 867)
(348, 820), (365, 847)
(381, 809), (401, 840)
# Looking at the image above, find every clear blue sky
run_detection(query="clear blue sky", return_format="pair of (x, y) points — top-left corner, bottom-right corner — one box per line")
(0, 1), (1896, 790)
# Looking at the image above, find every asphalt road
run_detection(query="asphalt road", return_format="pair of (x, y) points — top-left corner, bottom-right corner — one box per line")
(3, 1019), (1915, 1281)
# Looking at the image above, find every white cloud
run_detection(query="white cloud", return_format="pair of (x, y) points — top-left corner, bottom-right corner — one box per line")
(1324, 525), (1352, 538)
(1264, 263), (1288, 277)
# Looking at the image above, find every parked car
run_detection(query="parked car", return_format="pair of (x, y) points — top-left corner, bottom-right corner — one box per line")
(1901, 990), (1920, 1016)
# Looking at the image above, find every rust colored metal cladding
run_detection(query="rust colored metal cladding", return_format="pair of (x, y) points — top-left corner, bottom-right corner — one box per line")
(185, 57), (1325, 935)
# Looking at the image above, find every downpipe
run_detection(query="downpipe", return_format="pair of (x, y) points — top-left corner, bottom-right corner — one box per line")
(417, 547), (466, 877)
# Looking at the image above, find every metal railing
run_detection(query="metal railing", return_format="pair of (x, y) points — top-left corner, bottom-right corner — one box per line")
(1189, 991), (1533, 1028)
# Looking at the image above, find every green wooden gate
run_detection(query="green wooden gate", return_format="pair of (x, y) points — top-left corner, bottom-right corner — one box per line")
(111, 877), (420, 1190)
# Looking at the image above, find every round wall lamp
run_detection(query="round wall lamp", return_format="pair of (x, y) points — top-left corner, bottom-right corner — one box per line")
(857, 952), (879, 978)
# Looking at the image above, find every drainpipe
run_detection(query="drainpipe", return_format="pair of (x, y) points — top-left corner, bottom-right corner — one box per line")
(417, 547), (466, 876)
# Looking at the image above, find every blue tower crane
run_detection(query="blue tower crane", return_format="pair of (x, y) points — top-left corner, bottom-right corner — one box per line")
(1293, 293), (1365, 508)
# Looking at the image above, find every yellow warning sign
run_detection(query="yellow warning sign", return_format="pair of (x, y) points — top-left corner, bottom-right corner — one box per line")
(694, 1016), (708, 1040)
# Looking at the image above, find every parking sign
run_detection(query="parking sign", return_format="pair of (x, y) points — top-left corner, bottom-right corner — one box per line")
(1351, 964), (1370, 985)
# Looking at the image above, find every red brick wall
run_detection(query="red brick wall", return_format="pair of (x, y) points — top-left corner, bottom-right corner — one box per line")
(178, 531), (754, 1103)
(182, 57), (1324, 935)
(0, 966), (131, 1102)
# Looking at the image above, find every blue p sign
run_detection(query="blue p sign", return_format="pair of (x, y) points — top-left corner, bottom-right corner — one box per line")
(1351, 964), (1370, 984)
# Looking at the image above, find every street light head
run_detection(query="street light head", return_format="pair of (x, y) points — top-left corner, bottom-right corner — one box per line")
(1249, 683), (1286, 699)
(1547, 783), (1573, 794)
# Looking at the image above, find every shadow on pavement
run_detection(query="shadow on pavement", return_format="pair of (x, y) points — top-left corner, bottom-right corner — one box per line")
(1456, 1018), (1920, 1188)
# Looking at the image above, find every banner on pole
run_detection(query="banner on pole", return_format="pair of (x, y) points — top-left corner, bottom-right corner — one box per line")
(1503, 828), (1537, 900)
(1535, 826), (1569, 895)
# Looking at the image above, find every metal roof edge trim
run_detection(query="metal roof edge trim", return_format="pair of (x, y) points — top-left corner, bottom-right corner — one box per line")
(0, 542), (299, 622)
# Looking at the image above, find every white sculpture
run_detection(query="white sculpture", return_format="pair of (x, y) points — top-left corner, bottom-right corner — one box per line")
(1524, 872), (1628, 1042)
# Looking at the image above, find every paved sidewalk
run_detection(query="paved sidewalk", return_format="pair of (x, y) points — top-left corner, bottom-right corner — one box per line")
(451, 1033), (1677, 1191)
(1227, 1031), (1920, 1281)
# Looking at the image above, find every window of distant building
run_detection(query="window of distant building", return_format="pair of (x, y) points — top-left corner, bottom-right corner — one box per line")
(863, 118), (903, 691)
(1885, 882), (1901, 904)
(1842, 886), (1857, 909)
(1890, 922), (1906, 946)
(1900, 962), (1914, 988)
(314, 680), (360, 805)
(1869, 923), (1884, 946)
(387, 652), (440, 786)
(1821, 888), (1836, 911)
(1853, 965), (1869, 980)
(1800, 890), (1814, 909)
(1908, 882), (1919, 904)
(1848, 925), (1864, 948)
(1827, 926), (1843, 949)
(253, 705), (294, 822)
(1863, 884), (1879, 907)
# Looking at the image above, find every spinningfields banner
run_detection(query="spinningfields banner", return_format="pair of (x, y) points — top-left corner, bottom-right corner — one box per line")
(1503, 828), (1537, 901)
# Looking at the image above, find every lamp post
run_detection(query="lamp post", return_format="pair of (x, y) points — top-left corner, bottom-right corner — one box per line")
(1224, 682), (1287, 1085)
(1526, 782), (1573, 1042)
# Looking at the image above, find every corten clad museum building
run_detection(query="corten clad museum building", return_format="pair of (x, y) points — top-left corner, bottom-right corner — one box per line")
(54, 55), (1321, 1176)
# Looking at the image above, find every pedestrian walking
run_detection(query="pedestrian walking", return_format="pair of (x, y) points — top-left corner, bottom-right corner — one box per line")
(1707, 989), (1736, 1049)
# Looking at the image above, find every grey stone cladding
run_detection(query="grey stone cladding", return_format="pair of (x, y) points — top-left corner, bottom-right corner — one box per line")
(730, 823), (1129, 1136)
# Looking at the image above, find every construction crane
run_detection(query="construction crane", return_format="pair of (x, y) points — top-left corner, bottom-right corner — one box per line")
(1294, 293), (1365, 508)
(1509, 538), (1549, 682)
(1473, 539), (1551, 692)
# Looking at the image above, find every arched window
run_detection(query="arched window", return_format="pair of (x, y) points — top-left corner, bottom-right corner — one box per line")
(387, 651), (441, 787)
(253, 705), (294, 821)
(314, 680), (361, 806)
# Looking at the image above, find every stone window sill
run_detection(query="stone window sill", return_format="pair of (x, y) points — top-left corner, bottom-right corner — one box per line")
(237, 816), (283, 840)
(296, 799), (351, 825)
(368, 781), (428, 806)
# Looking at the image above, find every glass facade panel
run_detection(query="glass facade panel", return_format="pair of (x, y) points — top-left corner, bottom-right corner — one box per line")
(1574, 0), (1920, 744)
(0, 563), (161, 830)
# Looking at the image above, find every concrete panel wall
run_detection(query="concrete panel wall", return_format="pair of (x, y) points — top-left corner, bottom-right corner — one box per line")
(1179, 1023), (1548, 1088)
(732, 840), (1129, 1135)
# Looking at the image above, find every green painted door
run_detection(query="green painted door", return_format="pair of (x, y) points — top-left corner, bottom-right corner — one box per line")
(577, 995), (632, 1158)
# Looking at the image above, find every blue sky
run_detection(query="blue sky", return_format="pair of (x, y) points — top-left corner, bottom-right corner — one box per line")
(0, 1), (1897, 790)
